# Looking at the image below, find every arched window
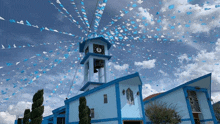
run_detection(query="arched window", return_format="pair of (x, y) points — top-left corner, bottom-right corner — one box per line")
(126, 88), (134, 105)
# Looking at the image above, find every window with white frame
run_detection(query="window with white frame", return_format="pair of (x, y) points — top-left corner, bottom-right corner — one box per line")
(126, 88), (134, 105)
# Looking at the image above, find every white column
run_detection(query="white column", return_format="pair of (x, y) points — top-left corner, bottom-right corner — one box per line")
(84, 62), (88, 82)
(89, 57), (94, 82)
(104, 59), (108, 83)
(100, 68), (103, 82)
(89, 42), (93, 53)
(104, 45), (108, 55)
(98, 68), (101, 82)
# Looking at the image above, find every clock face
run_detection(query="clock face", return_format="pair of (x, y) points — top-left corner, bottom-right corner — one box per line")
(96, 47), (102, 53)
(93, 44), (104, 54)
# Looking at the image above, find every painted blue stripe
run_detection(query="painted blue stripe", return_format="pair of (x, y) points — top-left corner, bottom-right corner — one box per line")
(80, 82), (105, 91)
(184, 86), (207, 92)
(79, 37), (111, 52)
(122, 118), (143, 121)
(52, 106), (65, 113)
(57, 114), (65, 118)
(65, 104), (69, 124)
(115, 83), (122, 124)
(200, 119), (214, 122)
(138, 85), (147, 124)
(204, 90), (218, 124)
(181, 118), (191, 121)
(53, 113), (57, 124)
(69, 117), (118, 124)
(183, 87), (195, 124)
(91, 118), (118, 123)
(146, 118), (191, 123)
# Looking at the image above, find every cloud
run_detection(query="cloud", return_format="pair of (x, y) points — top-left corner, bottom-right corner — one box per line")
(158, 70), (168, 76)
(0, 111), (16, 124)
(56, 13), (65, 22)
(7, 101), (32, 117)
(137, 7), (155, 25)
(174, 39), (220, 102)
(154, 0), (220, 50)
(142, 83), (158, 99)
(178, 53), (192, 63)
(108, 62), (129, 71)
(134, 59), (156, 69)
(0, 100), (54, 124)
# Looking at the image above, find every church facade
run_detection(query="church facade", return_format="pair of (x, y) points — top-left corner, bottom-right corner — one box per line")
(15, 37), (219, 124)
(143, 73), (218, 124)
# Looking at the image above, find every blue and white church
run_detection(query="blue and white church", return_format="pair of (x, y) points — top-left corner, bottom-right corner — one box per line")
(15, 37), (219, 124)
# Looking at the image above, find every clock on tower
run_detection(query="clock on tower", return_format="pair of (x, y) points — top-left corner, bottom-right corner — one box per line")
(93, 44), (104, 55)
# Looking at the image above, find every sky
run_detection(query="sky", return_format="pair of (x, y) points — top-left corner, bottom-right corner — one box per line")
(0, 0), (220, 123)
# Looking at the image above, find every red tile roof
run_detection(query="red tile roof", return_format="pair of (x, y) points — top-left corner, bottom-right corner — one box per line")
(143, 93), (162, 101)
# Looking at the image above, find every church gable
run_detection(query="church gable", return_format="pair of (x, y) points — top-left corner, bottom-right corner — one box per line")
(118, 76), (144, 118)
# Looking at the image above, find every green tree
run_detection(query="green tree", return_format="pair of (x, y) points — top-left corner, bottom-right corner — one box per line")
(213, 103), (220, 122)
(23, 109), (31, 124)
(145, 100), (182, 124)
(79, 96), (91, 124)
(18, 118), (23, 124)
(30, 89), (44, 124)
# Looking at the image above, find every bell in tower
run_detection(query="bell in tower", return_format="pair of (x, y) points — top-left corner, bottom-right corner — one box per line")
(79, 37), (112, 91)
(94, 59), (104, 73)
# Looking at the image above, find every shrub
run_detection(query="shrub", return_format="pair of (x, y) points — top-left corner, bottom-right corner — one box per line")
(145, 100), (182, 124)
(30, 89), (44, 124)
(18, 118), (23, 124)
(213, 105), (220, 122)
(23, 109), (31, 124)
(79, 96), (91, 124)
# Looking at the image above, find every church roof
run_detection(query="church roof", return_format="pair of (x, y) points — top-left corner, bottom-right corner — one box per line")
(79, 37), (111, 52)
(143, 93), (162, 101)
(80, 82), (105, 91)
(52, 106), (65, 114)
(65, 72), (141, 104)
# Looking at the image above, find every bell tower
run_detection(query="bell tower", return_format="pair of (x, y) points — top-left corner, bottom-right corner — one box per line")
(79, 37), (112, 91)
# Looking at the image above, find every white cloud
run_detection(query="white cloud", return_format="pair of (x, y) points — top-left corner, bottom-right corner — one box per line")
(7, 101), (32, 117)
(43, 106), (53, 117)
(174, 39), (220, 102)
(155, 0), (220, 50)
(0, 111), (16, 124)
(158, 70), (168, 76)
(113, 64), (129, 71)
(178, 53), (192, 63)
(142, 83), (158, 99)
(134, 59), (156, 69)
(0, 100), (54, 124)
(137, 7), (155, 25)
(108, 62), (129, 71)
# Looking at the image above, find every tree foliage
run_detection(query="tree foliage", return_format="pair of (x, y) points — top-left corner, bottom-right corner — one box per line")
(30, 89), (44, 124)
(145, 100), (182, 124)
(23, 109), (31, 124)
(213, 103), (220, 122)
(18, 118), (23, 124)
(79, 96), (91, 124)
